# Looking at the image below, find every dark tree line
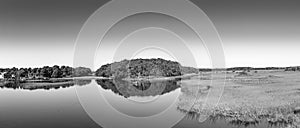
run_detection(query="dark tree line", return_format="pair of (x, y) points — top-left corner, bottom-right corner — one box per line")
(95, 58), (182, 78)
(226, 67), (298, 72)
(0, 65), (92, 80)
(285, 66), (300, 71)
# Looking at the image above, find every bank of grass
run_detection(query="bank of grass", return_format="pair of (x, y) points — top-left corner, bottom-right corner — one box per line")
(179, 103), (300, 128)
(177, 71), (300, 128)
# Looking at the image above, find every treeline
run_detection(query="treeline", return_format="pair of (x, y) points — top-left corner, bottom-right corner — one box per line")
(95, 58), (182, 78)
(0, 66), (92, 80)
(2, 60), (299, 81)
(182, 67), (299, 73)
(226, 67), (300, 72)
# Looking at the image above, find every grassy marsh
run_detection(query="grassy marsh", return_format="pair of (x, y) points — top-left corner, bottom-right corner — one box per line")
(177, 70), (300, 128)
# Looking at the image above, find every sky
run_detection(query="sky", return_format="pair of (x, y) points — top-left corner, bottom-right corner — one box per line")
(0, 0), (300, 69)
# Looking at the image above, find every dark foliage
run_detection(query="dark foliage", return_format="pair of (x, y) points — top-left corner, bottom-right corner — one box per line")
(73, 67), (92, 77)
(95, 58), (182, 78)
(1, 65), (91, 80)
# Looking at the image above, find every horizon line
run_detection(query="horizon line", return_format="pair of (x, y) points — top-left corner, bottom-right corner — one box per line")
(1, 64), (299, 70)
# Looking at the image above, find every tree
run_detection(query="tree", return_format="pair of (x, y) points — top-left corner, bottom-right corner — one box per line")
(18, 69), (27, 78)
(73, 67), (92, 77)
(4, 72), (12, 79)
(95, 58), (183, 78)
(51, 68), (62, 78)
(40, 68), (51, 78)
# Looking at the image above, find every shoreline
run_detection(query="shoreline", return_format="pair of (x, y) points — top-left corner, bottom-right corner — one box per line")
(122, 73), (199, 82)
(0, 76), (111, 90)
(52, 76), (111, 80)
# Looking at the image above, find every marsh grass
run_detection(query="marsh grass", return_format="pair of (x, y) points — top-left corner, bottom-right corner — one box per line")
(177, 71), (300, 128)
(230, 73), (284, 85)
(178, 103), (300, 128)
(231, 77), (275, 85)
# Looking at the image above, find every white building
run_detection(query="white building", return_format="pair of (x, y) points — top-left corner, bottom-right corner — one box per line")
(0, 72), (5, 79)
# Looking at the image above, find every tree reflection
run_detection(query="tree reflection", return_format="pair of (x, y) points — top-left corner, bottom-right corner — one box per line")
(74, 79), (92, 86)
(96, 79), (181, 98)
(0, 79), (92, 90)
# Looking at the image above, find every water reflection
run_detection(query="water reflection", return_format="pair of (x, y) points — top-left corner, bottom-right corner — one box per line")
(75, 79), (92, 86)
(0, 78), (180, 96)
(94, 79), (183, 117)
(0, 79), (92, 90)
(0, 80), (101, 128)
(96, 79), (181, 98)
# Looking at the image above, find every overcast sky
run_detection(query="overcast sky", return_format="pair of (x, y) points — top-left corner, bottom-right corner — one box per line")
(0, 0), (299, 69)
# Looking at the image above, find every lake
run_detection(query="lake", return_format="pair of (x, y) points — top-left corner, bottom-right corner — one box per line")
(0, 79), (280, 128)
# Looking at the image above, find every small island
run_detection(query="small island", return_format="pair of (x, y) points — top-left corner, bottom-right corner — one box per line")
(95, 58), (200, 81)
(95, 58), (182, 79)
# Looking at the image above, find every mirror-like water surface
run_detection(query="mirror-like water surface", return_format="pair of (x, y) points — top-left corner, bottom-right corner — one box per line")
(0, 79), (281, 128)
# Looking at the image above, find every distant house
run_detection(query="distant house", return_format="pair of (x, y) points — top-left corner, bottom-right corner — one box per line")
(285, 66), (300, 71)
(0, 72), (6, 79)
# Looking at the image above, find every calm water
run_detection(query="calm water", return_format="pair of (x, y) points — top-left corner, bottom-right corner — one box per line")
(0, 79), (277, 128)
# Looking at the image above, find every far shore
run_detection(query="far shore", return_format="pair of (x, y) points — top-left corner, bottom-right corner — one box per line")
(49, 76), (112, 80)
(122, 73), (199, 82)
(0, 76), (112, 89)
(0, 74), (198, 89)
